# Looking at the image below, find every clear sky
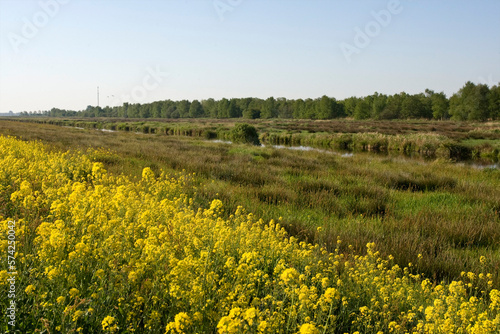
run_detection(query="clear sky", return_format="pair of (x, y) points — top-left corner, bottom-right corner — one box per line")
(0, 0), (499, 113)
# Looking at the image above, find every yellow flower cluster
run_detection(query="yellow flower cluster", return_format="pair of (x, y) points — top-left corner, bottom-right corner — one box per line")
(0, 135), (499, 333)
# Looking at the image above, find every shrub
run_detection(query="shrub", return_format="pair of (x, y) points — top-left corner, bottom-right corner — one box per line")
(230, 123), (261, 145)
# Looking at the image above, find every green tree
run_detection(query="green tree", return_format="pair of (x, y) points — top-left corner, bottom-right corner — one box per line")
(303, 98), (317, 119)
(342, 97), (359, 118)
(103, 106), (113, 117)
(177, 100), (190, 118)
(353, 98), (371, 120)
(118, 103), (128, 118)
(379, 93), (405, 119)
(430, 92), (449, 120)
(151, 102), (161, 118)
(401, 95), (425, 119)
(217, 98), (230, 118)
(419, 92), (433, 119)
(139, 104), (151, 118)
(449, 95), (468, 121)
(237, 98), (253, 116)
(449, 81), (472, 120)
(489, 84), (500, 119)
(317, 95), (335, 119)
(109, 106), (119, 117)
(449, 82), (489, 121)
(261, 97), (277, 119)
(127, 104), (140, 118)
(371, 93), (387, 119)
(292, 99), (305, 119)
(242, 108), (260, 119)
(248, 98), (263, 115)
(202, 98), (217, 118)
(189, 100), (204, 118)
(276, 97), (293, 118)
(468, 84), (490, 121)
(161, 100), (176, 118)
(229, 99), (242, 118)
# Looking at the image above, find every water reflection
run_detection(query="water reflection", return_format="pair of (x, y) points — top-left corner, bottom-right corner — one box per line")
(212, 139), (233, 144)
(462, 162), (499, 170)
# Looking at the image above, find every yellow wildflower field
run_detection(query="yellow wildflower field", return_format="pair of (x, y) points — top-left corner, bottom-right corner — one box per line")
(0, 136), (499, 333)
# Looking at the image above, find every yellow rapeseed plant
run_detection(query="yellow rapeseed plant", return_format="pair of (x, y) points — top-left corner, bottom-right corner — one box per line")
(0, 135), (499, 333)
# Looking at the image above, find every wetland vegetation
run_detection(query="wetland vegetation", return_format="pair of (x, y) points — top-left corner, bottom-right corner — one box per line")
(1, 119), (499, 288)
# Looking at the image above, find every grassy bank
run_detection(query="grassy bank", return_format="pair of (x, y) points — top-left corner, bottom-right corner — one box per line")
(11, 117), (500, 162)
(1, 120), (499, 288)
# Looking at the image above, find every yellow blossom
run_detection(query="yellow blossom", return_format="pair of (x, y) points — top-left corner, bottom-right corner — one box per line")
(299, 323), (319, 334)
(102, 316), (117, 332)
(25, 285), (35, 294)
(69, 288), (79, 298)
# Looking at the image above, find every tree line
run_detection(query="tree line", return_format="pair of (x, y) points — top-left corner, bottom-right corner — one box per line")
(22, 81), (500, 121)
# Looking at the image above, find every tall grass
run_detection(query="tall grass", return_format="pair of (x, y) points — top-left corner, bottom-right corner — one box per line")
(1, 120), (499, 288)
(16, 117), (500, 162)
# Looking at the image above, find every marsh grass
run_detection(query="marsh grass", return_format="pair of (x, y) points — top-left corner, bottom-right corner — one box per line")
(1, 120), (499, 287)
(13, 117), (500, 161)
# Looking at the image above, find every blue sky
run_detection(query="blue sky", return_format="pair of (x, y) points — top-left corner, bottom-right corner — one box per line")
(0, 0), (499, 113)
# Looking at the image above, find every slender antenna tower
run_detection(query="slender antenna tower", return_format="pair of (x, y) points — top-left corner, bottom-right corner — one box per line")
(97, 86), (100, 107)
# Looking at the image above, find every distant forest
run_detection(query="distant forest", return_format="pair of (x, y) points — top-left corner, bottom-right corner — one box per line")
(22, 81), (500, 121)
